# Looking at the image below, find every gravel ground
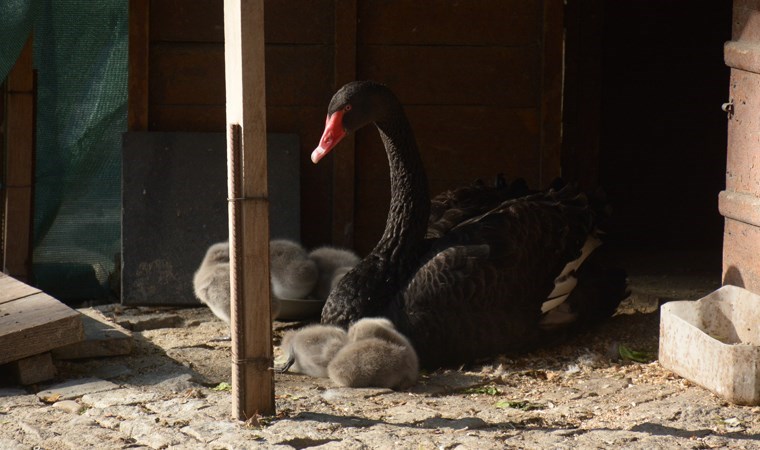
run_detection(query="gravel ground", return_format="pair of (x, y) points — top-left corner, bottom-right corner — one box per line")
(2, 249), (759, 449)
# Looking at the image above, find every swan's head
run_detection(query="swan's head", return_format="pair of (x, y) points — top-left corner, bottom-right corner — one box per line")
(312, 81), (392, 163)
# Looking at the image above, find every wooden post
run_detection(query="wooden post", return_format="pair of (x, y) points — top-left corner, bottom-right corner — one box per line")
(3, 35), (35, 281)
(331, 0), (357, 248)
(223, 0), (274, 419)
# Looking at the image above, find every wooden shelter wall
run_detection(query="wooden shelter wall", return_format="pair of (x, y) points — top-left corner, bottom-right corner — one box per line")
(139, 0), (553, 253)
(352, 1), (546, 254)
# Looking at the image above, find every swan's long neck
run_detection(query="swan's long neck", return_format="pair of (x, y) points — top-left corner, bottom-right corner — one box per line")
(373, 110), (430, 281)
(322, 92), (430, 326)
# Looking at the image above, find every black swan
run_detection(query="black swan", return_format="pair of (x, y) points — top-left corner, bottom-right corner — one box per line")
(327, 318), (419, 389)
(278, 324), (347, 377)
(312, 81), (628, 369)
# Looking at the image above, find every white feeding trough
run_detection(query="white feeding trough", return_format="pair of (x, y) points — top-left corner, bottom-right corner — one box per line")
(659, 285), (760, 405)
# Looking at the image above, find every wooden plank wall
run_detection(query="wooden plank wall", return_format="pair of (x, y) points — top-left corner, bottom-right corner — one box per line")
(136, 0), (335, 249)
(3, 36), (35, 281)
(352, 0), (553, 254)
(0, 80), (5, 262)
(134, 0), (558, 255)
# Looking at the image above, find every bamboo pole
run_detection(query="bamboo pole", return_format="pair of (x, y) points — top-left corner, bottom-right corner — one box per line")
(223, 0), (274, 419)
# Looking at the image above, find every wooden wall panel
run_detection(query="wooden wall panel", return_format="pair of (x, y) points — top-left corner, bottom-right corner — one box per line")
(149, 105), (225, 131)
(265, 46), (333, 106)
(538, 0), (564, 186)
(358, 46), (539, 107)
(350, 0), (548, 254)
(138, 0), (557, 253)
(265, 0), (334, 44)
(3, 36), (35, 281)
(150, 0), (224, 43)
(149, 44), (332, 107)
(357, 0), (540, 45)
(353, 105), (541, 255)
(149, 43), (226, 106)
(128, 0), (149, 130)
(332, 0), (358, 248)
(150, 0), (334, 44)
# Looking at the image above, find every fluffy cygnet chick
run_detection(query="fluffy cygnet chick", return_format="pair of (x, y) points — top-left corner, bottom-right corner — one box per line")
(308, 246), (361, 301)
(270, 239), (319, 299)
(193, 241), (281, 323)
(327, 317), (419, 389)
(278, 324), (348, 378)
(193, 242), (232, 323)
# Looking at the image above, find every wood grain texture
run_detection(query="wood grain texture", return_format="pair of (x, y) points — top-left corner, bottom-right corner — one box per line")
(357, 45), (540, 107)
(3, 36), (35, 280)
(128, 0), (150, 130)
(331, 0), (357, 248)
(150, 0), (334, 44)
(224, 0), (275, 419)
(12, 352), (56, 385)
(538, 0), (564, 186)
(358, 0), (540, 46)
(0, 289), (84, 365)
(0, 272), (40, 304)
(151, 0), (224, 43)
(149, 43), (331, 107)
(52, 308), (133, 360)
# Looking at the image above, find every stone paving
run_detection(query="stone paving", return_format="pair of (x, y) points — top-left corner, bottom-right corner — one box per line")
(1, 298), (760, 449)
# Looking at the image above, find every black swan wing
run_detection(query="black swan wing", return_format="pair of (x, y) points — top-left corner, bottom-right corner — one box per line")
(426, 176), (533, 240)
(392, 188), (603, 368)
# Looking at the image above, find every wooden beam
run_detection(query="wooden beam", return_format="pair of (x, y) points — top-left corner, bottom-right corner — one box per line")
(12, 352), (56, 385)
(539, 0), (564, 188)
(331, 0), (357, 248)
(0, 273), (84, 366)
(3, 35), (35, 281)
(128, 0), (150, 130)
(223, 0), (274, 419)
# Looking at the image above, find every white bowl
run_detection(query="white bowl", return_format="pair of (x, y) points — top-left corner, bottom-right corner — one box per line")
(659, 285), (760, 405)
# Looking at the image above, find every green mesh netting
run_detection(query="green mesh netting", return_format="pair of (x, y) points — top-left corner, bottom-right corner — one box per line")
(0, 1), (37, 81)
(2, 0), (127, 301)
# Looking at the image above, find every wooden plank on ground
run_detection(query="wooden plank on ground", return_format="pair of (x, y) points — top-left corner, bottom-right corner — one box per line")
(52, 308), (133, 360)
(0, 272), (40, 304)
(0, 277), (84, 365)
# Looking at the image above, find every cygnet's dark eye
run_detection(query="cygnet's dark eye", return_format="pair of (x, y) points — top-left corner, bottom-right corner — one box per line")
(344, 104), (352, 112)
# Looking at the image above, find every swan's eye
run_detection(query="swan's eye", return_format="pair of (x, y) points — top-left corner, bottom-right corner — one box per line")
(344, 104), (352, 112)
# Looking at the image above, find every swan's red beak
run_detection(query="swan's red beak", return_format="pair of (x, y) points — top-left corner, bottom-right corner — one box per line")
(311, 110), (346, 164)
